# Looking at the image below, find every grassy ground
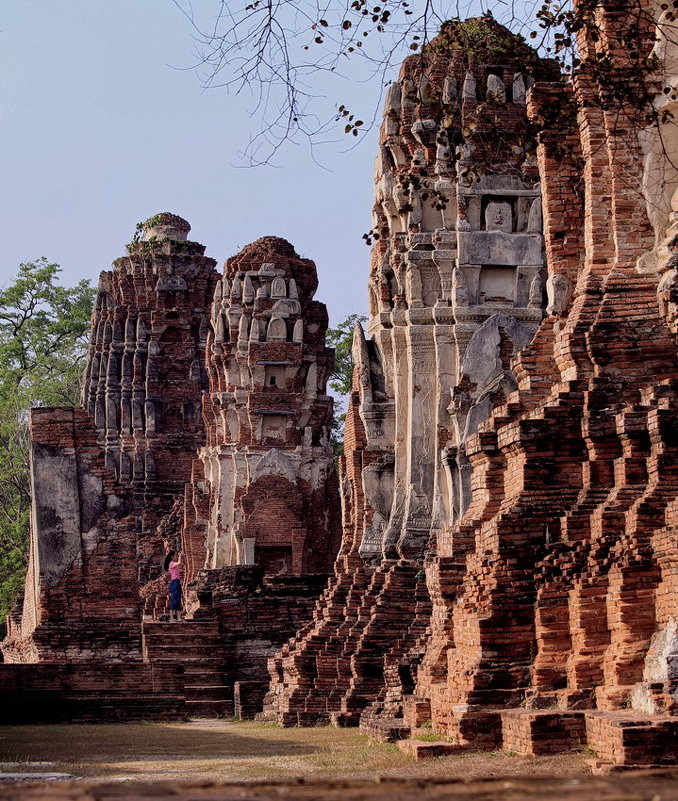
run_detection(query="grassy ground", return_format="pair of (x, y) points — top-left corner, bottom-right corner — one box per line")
(0, 720), (589, 784)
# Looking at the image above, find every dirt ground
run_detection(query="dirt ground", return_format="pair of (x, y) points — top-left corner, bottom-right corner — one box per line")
(2, 720), (678, 800)
(0, 720), (589, 784)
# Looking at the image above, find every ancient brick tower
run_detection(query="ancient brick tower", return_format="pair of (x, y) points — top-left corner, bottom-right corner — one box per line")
(181, 237), (341, 582)
(268, 7), (678, 767)
(412, 4), (678, 762)
(81, 213), (219, 585)
(265, 19), (558, 725)
(2, 214), (219, 662)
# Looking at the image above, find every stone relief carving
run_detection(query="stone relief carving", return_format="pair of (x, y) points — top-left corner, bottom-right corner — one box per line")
(485, 201), (513, 233)
(546, 274), (573, 315)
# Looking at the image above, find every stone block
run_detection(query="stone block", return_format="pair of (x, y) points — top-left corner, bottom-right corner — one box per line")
(397, 739), (464, 759)
(501, 710), (586, 756)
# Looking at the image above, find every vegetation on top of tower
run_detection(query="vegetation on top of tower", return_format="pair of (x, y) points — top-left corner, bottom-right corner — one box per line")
(424, 15), (540, 70)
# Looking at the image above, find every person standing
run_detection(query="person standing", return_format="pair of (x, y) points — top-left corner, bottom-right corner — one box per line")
(164, 550), (183, 622)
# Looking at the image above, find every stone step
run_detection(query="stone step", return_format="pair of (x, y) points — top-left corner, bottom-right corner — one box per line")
(185, 685), (232, 702)
(144, 631), (220, 641)
(143, 621), (220, 633)
(359, 718), (411, 743)
(144, 620), (219, 631)
(144, 644), (225, 660)
(182, 664), (227, 677)
(143, 631), (222, 646)
(63, 698), (187, 723)
(185, 675), (228, 690)
(148, 668), (226, 685)
(397, 739), (466, 759)
(144, 636), (223, 649)
(185, 699), (234, 717)
(182, 660), (227, 672)
(501, 710), (586, 756)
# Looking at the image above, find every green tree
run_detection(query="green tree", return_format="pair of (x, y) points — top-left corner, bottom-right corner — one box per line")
(0, 259), (94, 632)
(327, 313), (368, 454)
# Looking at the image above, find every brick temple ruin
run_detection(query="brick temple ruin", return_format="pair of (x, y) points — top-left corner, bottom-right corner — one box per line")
(2, 1), (678, 772)
(181, 236), (341, 581)
(1, 215), (341, 718)
(265, 16), (558, 729)
(264, 10), (678, 770)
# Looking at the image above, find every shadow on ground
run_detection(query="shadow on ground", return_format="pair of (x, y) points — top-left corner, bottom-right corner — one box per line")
(0, 721), (317, 763)
(0, 720), (589, 784)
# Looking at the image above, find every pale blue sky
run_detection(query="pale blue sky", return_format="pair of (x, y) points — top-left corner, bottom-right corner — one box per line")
(1, 1), (529, 324)
(1, 2), (385, 323)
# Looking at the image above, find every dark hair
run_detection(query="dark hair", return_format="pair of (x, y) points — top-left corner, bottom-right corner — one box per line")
(164, 550), (175, 572)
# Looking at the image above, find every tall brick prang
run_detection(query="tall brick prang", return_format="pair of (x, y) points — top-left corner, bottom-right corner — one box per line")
(82, 213), (219, 585)
(182, 236), (341, 582)
(2, 214), (219, 662)
(264, 18), (560, 727)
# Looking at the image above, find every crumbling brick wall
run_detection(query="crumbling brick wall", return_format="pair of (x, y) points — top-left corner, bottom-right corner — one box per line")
(2, 408), (141, 662)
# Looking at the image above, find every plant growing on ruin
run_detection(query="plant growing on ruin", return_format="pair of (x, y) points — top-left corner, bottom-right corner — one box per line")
(424, 15), (538, 66)
(0, 259), (94, 632)
(131, 221), (145, 244)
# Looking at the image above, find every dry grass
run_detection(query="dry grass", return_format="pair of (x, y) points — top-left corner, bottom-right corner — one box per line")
(0, 720), (590, 784)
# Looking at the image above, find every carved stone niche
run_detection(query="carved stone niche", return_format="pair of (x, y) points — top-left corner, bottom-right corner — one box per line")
(485, 201), (513, 233)
(478, 265), (516, 305)
(257, 546), (293, 576)
(486, 73), (506, 103)
(267, 317), (287, 342)
(261, 413), (287, 444)
(264, 364), (286, 388)
(271, 277), (287, 298)
(546, 274), (573, 315)
(156, 276), (188, 291)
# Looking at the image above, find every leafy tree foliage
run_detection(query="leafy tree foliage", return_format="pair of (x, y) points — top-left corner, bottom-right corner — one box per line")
(327, 313), (368, 454)
(327, 312), (368, 395)
(0, 259), (94, 632)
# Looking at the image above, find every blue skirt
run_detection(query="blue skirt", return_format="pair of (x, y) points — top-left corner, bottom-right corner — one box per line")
(169, 578), (182, 610)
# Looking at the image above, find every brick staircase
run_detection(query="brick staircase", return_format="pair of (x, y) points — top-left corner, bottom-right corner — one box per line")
(142, 620), (233, 718)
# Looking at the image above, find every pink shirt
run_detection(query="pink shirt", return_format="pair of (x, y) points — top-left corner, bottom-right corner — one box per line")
(168, 561), (181, 581)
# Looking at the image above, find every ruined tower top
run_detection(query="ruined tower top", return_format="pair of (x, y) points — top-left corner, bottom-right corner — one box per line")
(223, 236), (319, 304)
(426, 16), (541, 67)
(397, 15), (559, 89)
(82, 215), (219, 585)
(142, 212), (191, 241)
(312, 15), (558, 567)
(186, 235), (340, 575)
